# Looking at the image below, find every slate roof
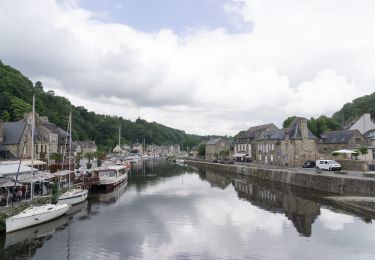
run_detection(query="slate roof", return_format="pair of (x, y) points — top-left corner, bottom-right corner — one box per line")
(285, 118), (316, 140)
(242, 124), (277, 139)
(256, 118), (316, 141)
(319, 129), (358, 144)
(3, 122), (27, 145)
(58, 127), (68, 143)
(190, 145), (199, 152)
(236, 124), (278, 144)
(43, 122), (58, 133)
(257, 129), (285, 140)
(206, 138), (224, 145)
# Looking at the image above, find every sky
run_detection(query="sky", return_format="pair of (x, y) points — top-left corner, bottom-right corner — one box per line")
(0, 0), (374, 135)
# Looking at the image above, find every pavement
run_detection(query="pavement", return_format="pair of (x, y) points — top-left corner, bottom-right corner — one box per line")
(192, 159), (375, 181)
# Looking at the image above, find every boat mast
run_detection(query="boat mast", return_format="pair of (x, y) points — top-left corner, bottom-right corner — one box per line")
(68, 112), (72, 190)
(31, 95), (35, 200)
(119, 125), (121, 154)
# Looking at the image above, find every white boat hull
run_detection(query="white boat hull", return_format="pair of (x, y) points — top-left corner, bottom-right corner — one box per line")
(6, 204), (70, 233)
(58, 189), (88, 205)
(99, 173), (128, 189)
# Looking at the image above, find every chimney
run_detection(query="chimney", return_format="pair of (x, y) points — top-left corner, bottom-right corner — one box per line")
(300, 118), (308, 139)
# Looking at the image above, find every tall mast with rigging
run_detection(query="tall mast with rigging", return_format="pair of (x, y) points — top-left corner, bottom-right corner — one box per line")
(30, 95), (35, 200)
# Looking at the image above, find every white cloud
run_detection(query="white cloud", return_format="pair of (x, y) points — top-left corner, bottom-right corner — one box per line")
(0, 0), (374, 135)
(318, 208), (354, 231)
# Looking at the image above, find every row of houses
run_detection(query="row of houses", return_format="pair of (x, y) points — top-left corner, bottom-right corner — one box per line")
(194, 114), (375, 167)
(0, 113), (97, 164)
(113, 143), (181, 155)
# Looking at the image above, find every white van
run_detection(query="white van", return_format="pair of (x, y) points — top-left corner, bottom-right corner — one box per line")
(316, 160), (342, 171)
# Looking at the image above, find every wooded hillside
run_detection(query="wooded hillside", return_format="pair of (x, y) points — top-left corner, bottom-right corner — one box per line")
(0, 60), (204, 151)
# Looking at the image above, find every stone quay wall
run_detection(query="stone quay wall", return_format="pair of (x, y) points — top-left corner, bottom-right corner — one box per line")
(186, 160), (375, 196)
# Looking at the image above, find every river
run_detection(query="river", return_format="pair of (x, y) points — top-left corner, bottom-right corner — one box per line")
(1, 159), (375, 259)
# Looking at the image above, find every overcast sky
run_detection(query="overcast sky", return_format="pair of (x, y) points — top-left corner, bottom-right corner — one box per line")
(0, 0), (374, 135)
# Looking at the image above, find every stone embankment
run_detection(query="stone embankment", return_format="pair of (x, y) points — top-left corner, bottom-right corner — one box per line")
(186, 160), (375, 196)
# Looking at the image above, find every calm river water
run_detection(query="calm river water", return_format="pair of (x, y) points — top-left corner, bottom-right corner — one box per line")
(1, 159), (375, 260)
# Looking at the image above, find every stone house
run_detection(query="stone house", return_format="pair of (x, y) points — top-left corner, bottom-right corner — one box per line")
(39, 116), (59, 156)
(349, 113), (375, 135)
(317, 129), (367, 154)
(74, 141), (98, 154)
(132, 143), (143, 154)
(189, 145), (199, 158)
(349, 113), (375, 161)
(0, 113), (55, 163)
(205, 138), (231, 160)
(57, 127), (69, 154)
(234, 124), (278, 161)
(255, 118), (318, 166)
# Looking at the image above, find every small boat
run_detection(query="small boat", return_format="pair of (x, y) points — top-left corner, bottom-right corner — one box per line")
(92, 165), (129, 191)
(58, 188), (88, 205)
(5, 215), (69, 247)
(6, 203), (70, 233)
(176, 159), (185, 164)
(57, 113), (89, 206)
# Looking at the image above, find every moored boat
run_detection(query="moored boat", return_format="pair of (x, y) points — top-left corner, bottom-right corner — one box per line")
(6, 203), (70, 233)
(92, 165), (129, 191)
(58, 188), (88, 205)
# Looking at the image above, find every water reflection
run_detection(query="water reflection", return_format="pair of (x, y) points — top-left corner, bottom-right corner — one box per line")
(1, 160), (375, 259)
(232, 175), (320, 236)
(0, 215), (69, 259)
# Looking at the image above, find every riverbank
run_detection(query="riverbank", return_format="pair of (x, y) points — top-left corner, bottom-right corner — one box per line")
(185, 159), (375, 196)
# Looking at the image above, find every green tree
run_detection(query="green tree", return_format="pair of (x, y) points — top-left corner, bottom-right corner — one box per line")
(75, 152), (83, 169)
(10, 97), (31, 120)
(198, 144), (206, 156)
(359, 146), (368, 160)
(218, 149), (230, 160)
(34, 81), (44, 92)
(50, 152), (63, 163)
(1, 110), (10, 121)
(282, 116), (296, 128)
(51, 182), (59, 204)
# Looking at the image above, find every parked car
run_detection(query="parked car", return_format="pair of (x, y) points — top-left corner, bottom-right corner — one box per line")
(212, 159), (218, 163)
(302, 160), (316, 168)
(315, 160), (342, 171)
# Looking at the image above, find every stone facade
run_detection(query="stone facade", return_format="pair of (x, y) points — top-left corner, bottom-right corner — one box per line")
(234, 124), (278, 160)
(74, 141), (97, 154)
(255, 118), (318, 166)
(205, 138), (230, 159)
(317, 129), (367, 154)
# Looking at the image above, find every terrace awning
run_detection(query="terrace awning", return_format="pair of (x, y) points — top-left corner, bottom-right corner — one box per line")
(332, 149), (358, 154)
(232, 153), (248, 158)
(0, 181), (23, 188)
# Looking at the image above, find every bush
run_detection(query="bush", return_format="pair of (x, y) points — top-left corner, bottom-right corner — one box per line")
(86, 162), (92, 169)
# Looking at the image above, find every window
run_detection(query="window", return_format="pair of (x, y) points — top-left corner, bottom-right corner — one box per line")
(270, 154), (274, 162)
(259, 154), (262, 161)
(356, 138), (360, 144)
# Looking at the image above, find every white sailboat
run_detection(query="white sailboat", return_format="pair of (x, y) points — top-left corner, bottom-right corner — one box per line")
(6, 96), (70, 233)
(6, 203), (70, 233)
(58, 112), (88, 205)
